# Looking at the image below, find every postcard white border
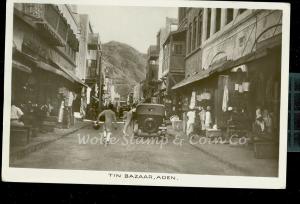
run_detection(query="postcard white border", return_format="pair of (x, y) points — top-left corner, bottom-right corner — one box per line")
(2, 0), (290, 189)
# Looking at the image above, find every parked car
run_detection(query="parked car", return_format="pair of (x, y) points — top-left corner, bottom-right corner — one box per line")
(133, 103), (167, 137)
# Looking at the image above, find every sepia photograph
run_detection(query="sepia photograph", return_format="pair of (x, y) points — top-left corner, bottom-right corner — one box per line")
(2, 0), (290, 188)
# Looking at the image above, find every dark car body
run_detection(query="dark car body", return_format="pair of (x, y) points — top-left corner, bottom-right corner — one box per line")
(133, 103), (167, 136)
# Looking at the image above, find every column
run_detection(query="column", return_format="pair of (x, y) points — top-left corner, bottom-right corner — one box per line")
(210, 8), (217, 37)
(202, 8), (208, 44)
(233, 9), (239, 19)
(221, 9), (227, 28)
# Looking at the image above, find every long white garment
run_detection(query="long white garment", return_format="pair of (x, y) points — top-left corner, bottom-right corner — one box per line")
(222, 85), (229, 112)
(87, 87), (92, 105)
(205, 111), (212, 129)
(58, 101), (64, 123)
(67, 92), (74, 107)
(186, 111), (195, 136)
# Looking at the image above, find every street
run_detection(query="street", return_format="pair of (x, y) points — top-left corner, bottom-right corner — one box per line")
(11, 122), (251, 176)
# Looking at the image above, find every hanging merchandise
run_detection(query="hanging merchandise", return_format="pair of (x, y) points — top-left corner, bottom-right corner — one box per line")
(242, 82), (250, 92)
(196, 94), (202, 101)
(189, 91), (196, 109)
(58, 101), (64, 123)
(86, 87), (92, 105)
(95, 83), (99, 97)
(67, 92), (74, 107)
(222, 84), (229, 112)
(59, 87), (67, 94)
(203, 91), (211, 100)
(238, 84), (244, 93)
(234, 84), (239, 91)
(205, 106), (212, 129)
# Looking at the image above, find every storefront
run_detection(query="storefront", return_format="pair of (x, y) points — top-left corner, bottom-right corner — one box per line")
(172, 43), (281, 140)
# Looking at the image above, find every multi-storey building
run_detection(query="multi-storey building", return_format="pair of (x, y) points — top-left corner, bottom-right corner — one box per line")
(173, 8), (282, 135)
(157, 18), (178, 79)
(77, 14), (101, 117)
(142, 45), (159, 102)
(12, 3), (85, 128)
(160, 27), (186, 117)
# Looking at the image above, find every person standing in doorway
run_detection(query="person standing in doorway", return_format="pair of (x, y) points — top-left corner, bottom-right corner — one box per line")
(96, 103), (117, 145)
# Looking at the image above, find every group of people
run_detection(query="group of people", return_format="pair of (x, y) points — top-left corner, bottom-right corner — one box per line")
(184, 103), (274, 141)
(95, 103), (137, 145)
(185, 106), (213, 137)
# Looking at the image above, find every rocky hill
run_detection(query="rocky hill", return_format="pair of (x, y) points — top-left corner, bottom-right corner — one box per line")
(101, 41), (147, 98)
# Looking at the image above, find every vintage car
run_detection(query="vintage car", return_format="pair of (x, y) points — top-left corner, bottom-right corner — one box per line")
(133, 103), (167, 137)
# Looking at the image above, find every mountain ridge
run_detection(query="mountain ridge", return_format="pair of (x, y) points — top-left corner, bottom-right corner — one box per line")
(101, 41), (147, 98)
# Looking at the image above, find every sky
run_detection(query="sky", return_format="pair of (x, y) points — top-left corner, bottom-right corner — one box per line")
(77, 5), (178, 53)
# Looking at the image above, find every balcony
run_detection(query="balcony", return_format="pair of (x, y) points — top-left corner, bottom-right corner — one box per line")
(23, 4), (78, 49)
(147, 45), (159, 60)
(88, 33), (100, 50)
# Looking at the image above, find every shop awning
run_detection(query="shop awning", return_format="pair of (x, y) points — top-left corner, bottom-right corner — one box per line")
(12, 60), (32, 73)
(172, 70), (210, 90)
(37, 61), (88, 87)
(58, 64), (88, 87)
(172, 44), (272, 90)
(37, 61), (75, 83)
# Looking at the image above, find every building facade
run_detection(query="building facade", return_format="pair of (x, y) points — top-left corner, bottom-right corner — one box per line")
(142, 45), (159, 102)
(160, 29), (186, 117)
(172, 8), (282, 136)
(77, 14), (102, 118)
(12, 3), (85, 129)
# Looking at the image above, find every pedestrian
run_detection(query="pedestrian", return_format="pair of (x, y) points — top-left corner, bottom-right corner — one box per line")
(11, 100), (25, 127)
(96, 103), (117, 145)
(186, 108), (196, 137)
(123, 103), (137, 136)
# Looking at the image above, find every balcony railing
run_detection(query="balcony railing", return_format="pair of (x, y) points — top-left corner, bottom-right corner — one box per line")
(23, 3), (79, 50)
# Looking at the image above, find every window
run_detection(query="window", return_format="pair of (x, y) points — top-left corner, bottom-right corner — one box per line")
(197, 13), (202, 46)
(227, 9), (234, 24)
(216, 8), (221, 32)
(174, 44), (183, 55)
(206, 8), (211, 39)
(89, 67), (97, 77)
